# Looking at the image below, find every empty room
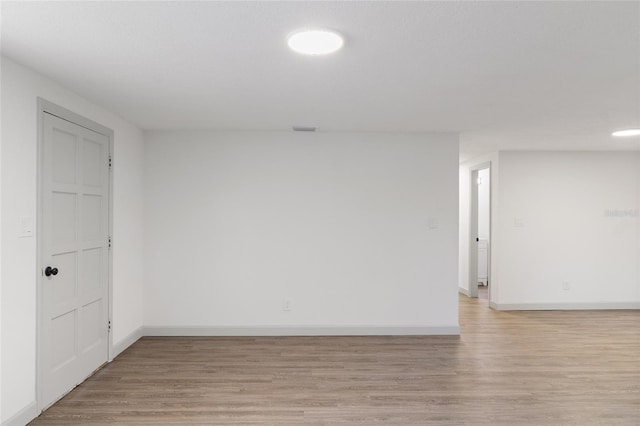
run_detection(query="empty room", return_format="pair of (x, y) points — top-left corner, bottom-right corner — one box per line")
(1, 1), (639, 425)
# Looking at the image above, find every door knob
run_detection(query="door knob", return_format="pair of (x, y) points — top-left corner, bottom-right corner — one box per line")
(44, 266), (59, 277)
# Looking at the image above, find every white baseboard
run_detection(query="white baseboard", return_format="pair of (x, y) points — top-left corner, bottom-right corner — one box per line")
(2, 401), (38, 426)
(491, 302), (640, 311)
(111, 326), (144, 359)
(458, 286), (471, 297)
(143, 325), (460, 336)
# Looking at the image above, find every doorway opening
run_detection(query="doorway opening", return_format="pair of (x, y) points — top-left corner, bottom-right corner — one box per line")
(468, 163), (491, 303)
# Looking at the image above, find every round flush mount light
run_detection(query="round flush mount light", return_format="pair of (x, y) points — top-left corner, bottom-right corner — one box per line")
(612, 129), (640, 137)
(287, 29), (344, 55)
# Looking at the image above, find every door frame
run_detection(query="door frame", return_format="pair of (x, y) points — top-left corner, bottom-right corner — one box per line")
(36, 98), (114, 412)
(468, 162), (491, 299)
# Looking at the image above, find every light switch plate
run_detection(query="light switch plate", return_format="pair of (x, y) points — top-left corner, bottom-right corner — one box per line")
(19, 216), (34, 238)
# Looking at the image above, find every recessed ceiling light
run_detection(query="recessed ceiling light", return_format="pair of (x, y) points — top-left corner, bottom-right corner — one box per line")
(287, 29), (344, 55)
(612, 129), (640, 137)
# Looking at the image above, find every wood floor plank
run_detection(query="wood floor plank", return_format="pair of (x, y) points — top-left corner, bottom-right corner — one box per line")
(29, 296), (640, 425)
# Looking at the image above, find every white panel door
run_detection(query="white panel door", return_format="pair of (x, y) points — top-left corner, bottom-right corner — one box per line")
(41, 112), (110, 409)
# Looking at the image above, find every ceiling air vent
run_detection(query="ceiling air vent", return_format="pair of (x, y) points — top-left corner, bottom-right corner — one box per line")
(292, 126), (317, 132)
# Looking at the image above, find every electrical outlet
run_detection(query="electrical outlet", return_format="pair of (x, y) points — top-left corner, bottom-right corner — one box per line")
(562, 281), (570, 291)
(283, 299), (292, 311)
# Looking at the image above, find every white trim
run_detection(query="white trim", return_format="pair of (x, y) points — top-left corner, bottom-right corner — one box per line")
(1, 401), (38, 426)
(144, 325), (461, 336)
(458, 286), (471, 297)
(111, 327), (144, 359)
(107, 136), (114, 363)
(37, 99), (113, 136)
(491, 302), (640, 311)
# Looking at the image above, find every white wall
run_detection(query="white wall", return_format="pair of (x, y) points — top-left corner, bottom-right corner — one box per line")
(460, 151), (640, 307)
(144, 130), (459, 334)
(495, 151), (640, 308)
(0, 57), (145, 423)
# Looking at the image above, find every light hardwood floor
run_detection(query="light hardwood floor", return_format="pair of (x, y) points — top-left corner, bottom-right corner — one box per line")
(30, 295), (640, 425)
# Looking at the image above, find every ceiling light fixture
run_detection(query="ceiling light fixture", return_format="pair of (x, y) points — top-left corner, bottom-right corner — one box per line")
(287, 29), (344, 55)
(612, 129), (640, 137)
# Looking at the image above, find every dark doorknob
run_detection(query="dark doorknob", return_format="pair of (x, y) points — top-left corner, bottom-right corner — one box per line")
(45, 266), (59, 277)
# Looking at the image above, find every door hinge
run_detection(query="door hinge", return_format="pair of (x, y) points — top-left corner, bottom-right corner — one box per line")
(109, 155), (112, 169)
(108, 236), (112, 249)
(108, 320), (112, 333)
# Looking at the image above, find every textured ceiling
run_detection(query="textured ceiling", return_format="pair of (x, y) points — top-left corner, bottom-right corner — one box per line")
(2, 1), (639, 160)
